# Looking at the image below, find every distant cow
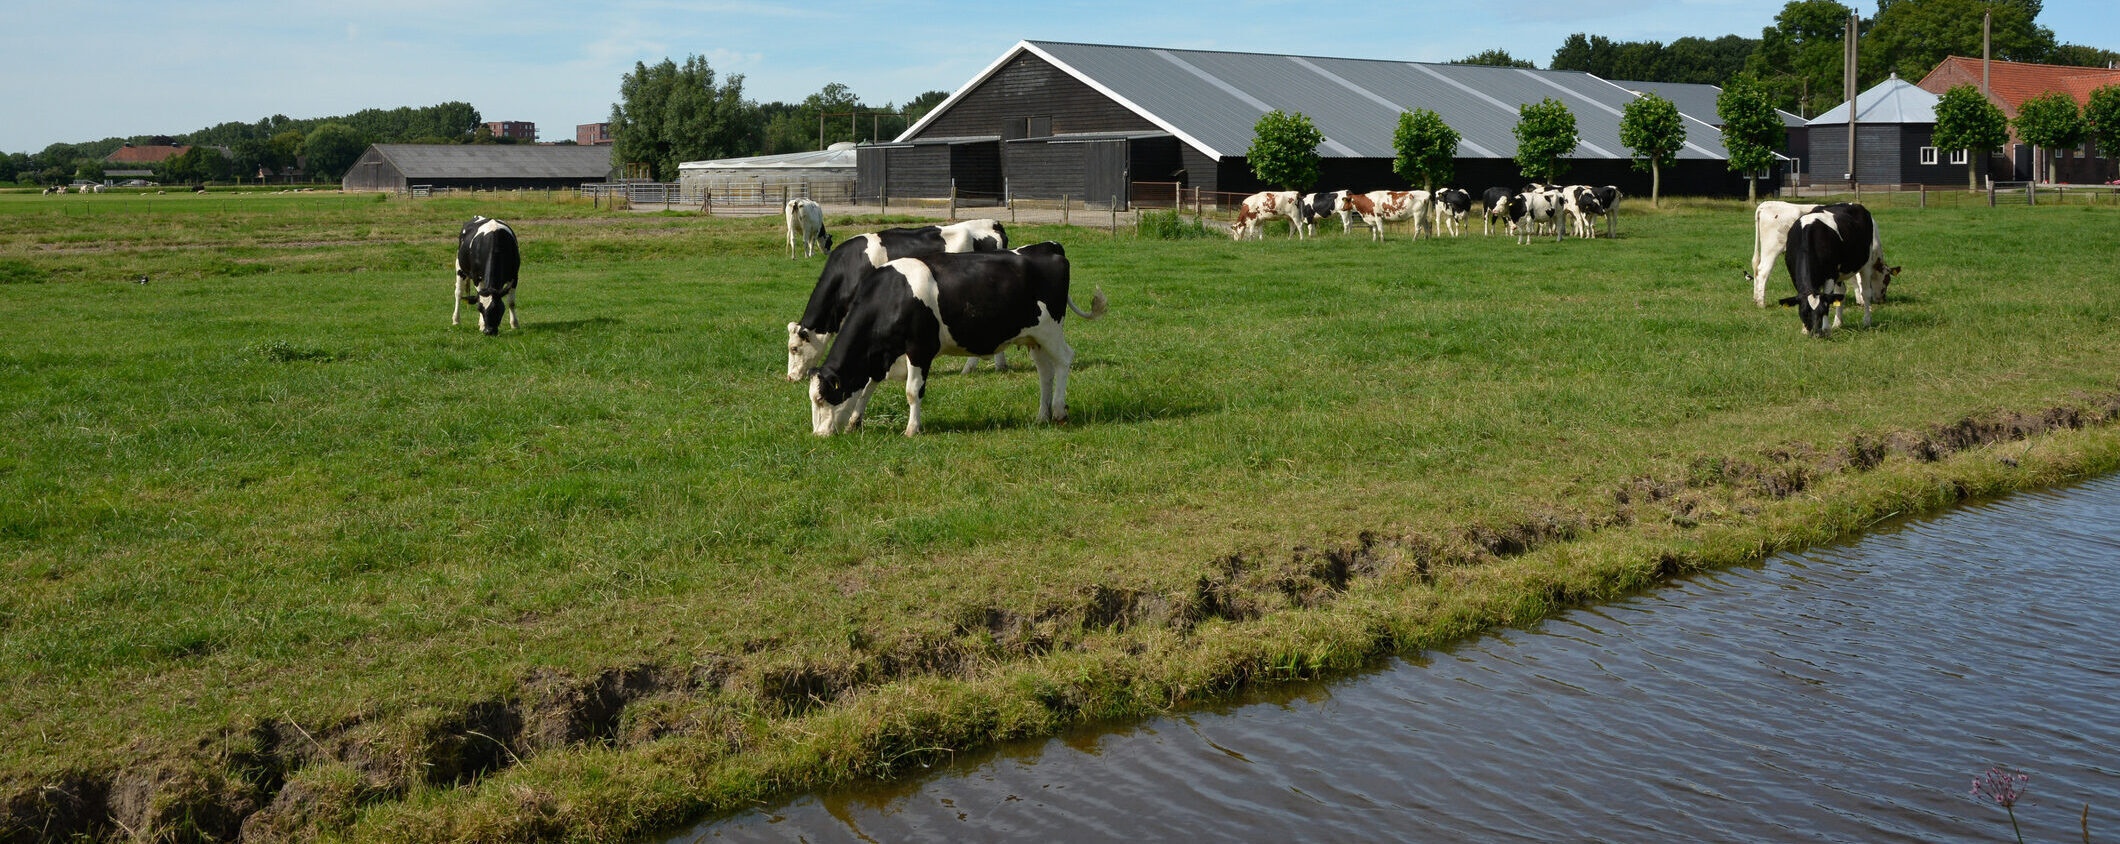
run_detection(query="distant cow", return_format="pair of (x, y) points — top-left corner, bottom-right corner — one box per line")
(1501, 191), (1564, 244)
(1780, 203), (1899, 338)
(1338, 190), (1431, 241)
(1561, 185), (1606, 239)
(787, 219), (1009, 380)
(1432, 188), (1472, 237)
(453, 216), (521, 335)
(1231, 191), (1303, 240)
(785, 198), (831, 258)
(1591, 185), (1621, 234)
(808, 242), (1106, 436)
(1481, 187), (1513, 235)
(1297, 191), (1352, 237)
(1745, 200), (1826, 307)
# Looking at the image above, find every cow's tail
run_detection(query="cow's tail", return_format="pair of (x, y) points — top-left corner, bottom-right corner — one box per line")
(1067, 287), (1108, 321)
(1746, 211), (1761, 281)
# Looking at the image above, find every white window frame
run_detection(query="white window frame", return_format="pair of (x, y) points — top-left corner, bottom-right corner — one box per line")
(1949, 149), (1969, 165)
(1919, 146), (1939, 165)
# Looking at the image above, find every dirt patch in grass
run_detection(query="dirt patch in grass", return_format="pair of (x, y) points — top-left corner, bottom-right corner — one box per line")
(9, 391), (2120, 842)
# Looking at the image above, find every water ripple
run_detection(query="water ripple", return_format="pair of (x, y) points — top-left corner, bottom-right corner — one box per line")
(673, 477), (2120, 843)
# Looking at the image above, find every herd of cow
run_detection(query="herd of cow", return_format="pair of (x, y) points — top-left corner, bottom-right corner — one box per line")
(1230, 184), (1622, 244)
(443, 191), (1902, 436)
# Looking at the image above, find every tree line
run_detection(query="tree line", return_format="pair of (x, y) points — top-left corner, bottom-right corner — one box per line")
(608, 55), (949, 181)
(1456, 0), (2117, 118)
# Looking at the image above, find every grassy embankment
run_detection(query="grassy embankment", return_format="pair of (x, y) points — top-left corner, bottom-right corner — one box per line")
(3, 191), (2119, 842)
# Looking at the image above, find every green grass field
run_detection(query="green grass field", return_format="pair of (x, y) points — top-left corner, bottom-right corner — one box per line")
(4, 191), (2120, 842)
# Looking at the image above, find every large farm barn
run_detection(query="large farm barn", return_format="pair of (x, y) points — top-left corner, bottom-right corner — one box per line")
(859, 40), (1782, 206)
(341, 144), (616, 192)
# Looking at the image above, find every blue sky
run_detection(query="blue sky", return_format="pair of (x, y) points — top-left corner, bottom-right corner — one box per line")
(5, 1), (2115, 155)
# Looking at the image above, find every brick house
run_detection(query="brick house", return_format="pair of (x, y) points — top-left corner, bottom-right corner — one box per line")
(1917, 57), (2120, 183)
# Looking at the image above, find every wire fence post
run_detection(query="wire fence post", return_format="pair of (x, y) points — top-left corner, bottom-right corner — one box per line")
(949, 180), (958, 222)
(1989, 181), (1996, 207)
(1110, 196), (1118, 234)
(1062, 195), (1070, 227)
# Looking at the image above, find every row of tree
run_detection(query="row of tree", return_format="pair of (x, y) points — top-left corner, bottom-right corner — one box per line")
(1241, 77), (1789, 206)
(1933, 83), (2120, 184)
(1459, 0), (2120, 119)
(3, 102), (491, 186)
(609, 56), (950, 181)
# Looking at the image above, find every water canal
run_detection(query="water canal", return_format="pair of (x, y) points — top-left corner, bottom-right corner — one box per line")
(672, 477), (2120, 842)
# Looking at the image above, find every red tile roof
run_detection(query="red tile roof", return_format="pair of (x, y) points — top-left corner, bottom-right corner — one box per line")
(1918, 56), (2120, 119)
(104, 144), (189, 164)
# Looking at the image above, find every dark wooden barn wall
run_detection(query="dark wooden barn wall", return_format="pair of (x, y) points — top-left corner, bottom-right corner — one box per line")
(916, 52), (1161, 142)
(1004, 142), (1086, 200)
(1809, 125), (1906, 184)
(342, 149), (405, 192)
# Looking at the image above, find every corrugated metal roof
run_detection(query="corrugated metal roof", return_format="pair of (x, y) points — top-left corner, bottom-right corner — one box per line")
(1610, 80), (1808, 128)
(371, 144), (614, 179)
(1809, 75), (1940, 125)
(679, 146), (855, 172)
(904, 40), (1736, 162)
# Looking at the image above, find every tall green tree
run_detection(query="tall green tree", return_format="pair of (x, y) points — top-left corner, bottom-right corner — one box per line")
(301, 123), (368, 182)
(1392, 109), (1459, 192)
(1865, 0), (2055, 83)
(611, 55), (757, 181)
(901, 90), (950, 126)
(1246, 110), (1324, 191)
(1930, 84), (2011, 189)
(2013, 91), (2085, 183)
(1618, 93), (1686, 206)
(1717, 75), (1784, 201)
(1745, 0), (1854, 117)
(2085, 84), (2120, 183)
(1512, 98), (1579, 184)
(1453, 49), (1536, 68)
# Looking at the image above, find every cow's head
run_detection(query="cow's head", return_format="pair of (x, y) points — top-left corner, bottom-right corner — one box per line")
(1779, 292), (1845, 338)
(809, 368), (863, 436)
(787, 323), (830, 381)
(1875, 263), (1901, 302)
(466, 282), (511, 335)
(819, 232), (835, 253)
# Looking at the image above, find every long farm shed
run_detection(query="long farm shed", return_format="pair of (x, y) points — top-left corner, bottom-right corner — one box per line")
(864, 40), (1779, 205)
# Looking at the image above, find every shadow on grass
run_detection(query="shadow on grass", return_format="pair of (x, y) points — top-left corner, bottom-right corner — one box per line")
(526, 316), (621, 334)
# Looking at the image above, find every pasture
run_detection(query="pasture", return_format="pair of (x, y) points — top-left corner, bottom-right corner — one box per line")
(4, 191), (2120, 842)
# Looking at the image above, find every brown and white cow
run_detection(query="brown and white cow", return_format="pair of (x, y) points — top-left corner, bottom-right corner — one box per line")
(1336, 190), (1432, 241)
(1230, 191), (1303, 240)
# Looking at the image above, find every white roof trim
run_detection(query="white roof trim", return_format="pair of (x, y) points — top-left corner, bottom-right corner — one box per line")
(898, 40), (1231, 160)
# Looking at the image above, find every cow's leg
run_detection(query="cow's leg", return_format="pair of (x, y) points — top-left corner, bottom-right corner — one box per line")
(505, 289), (519, 329)
(452, 272), (471, 325)
(903, 364), (929, 436)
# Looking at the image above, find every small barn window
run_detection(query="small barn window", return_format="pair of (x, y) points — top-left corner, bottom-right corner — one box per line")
(1919, 146), (1938, 165)
(1949, 149), (1968, 165)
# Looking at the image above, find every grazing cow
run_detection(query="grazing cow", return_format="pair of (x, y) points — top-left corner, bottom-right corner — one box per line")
(1338, 190), (1431, 241)
(1744, 200), (1826, 307)
(1432, 188), (1472, 237)
(1297, 191), (1352, 237)
(1561, 186), (1606, 239)
(1591, 185), (1621, 234)
(1230, 191), (1303, 240)
(1481, 187), (1514, 235)
(453, 216), (521, 335)
(784, 198), (831, 258)
(786, 219), (1010, 380)
(808, 242), (1106, 436)
(1779, 203), (1899, 338)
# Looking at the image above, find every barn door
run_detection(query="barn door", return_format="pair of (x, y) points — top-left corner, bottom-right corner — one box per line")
(1084, 140), (1128, 210)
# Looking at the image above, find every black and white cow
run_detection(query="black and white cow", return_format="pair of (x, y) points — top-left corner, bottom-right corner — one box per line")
(1481, 187), (1513, 235)
(1501, 191), (1564, 244)
(1432, 188), (1472, 237)
(1744, 200), (1826, 307)
(1297, 191), (1352, 237)
(1561, 185), (1606, 239)
(785, 198), (830, 258)
(786, 219), (1009, 380)
(453, 216), (520, 335)
(1779, 203), (1899, 338)
(808, 242), (1106, 436)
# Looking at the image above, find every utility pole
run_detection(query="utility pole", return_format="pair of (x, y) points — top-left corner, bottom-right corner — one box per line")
(1844, 12), (1859, 183)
